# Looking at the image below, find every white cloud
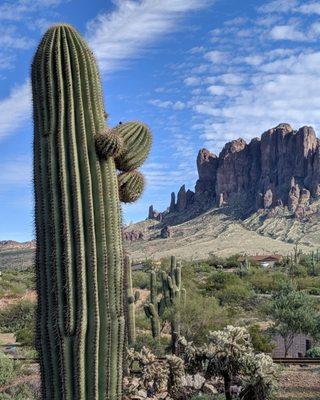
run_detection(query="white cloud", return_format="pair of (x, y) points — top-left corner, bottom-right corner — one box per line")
(149, 99), (186, 110)
(0, 27), (35, 49)
(192, 49), (320, 151)
(184, 76), (201, 86)
(219, 73), (244, 85)
(270, 24), (307, 41)
(297, 2), (320, 15)
(0, 0), (67, 21)
(86, 0), (214, 73)
(204, 50), (229, 63)
(207, 85), (226, 95)
(0, 82), (31, 140)
(243, 55), (264, 66)
(258, 0), (299, 14)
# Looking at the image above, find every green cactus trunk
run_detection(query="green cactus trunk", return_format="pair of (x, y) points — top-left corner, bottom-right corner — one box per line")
(124, 256), (139, 347)
(144, 270), (161, 341)
(32, 24), (151, 400)
(162, 257), (186, 355)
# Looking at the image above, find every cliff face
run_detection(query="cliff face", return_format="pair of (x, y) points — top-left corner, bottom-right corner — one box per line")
(151, 124), (320, 219)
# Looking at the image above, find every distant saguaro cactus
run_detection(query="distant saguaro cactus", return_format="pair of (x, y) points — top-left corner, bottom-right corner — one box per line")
(124, 256), (140, 346)
(144, 270), (163, 341)
(32, 24), (151, 399)
(161, 256), (186, 354)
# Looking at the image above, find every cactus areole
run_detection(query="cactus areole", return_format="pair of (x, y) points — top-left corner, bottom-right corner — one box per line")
(32, 24), (151, 400)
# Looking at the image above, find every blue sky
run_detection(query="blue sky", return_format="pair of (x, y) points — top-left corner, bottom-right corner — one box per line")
(1, 0), (320, 241)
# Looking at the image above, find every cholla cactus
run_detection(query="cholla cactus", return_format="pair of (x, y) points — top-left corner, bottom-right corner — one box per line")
(240, 353), (278, 400)
(166, 355), (185, 398)
(125, 347), (185, 399)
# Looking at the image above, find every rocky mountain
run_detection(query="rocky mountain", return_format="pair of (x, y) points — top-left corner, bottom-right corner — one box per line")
(149, 123), (320, 221)
(0, 240), (36, 250)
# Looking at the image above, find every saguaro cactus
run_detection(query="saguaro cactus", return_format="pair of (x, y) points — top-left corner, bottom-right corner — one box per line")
(161, 257), (186, 354)
(32, 24), (151, 399)
(144, 270), (162, 341)
(124, 256), (140, 347)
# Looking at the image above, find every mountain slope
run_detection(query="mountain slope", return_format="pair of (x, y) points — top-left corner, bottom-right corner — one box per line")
(124, 207), (319, 261)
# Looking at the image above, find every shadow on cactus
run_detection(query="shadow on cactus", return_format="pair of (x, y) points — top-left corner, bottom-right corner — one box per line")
(32, 23), (152, 399)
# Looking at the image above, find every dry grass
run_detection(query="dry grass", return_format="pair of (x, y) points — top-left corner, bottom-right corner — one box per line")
(124, 208), (318, 261)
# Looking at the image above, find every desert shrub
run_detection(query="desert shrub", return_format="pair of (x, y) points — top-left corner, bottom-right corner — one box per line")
(217, 284), (254, 307)
(188, 395), (224, 400)
(295, 276), (320, 290)
(134, 332), (170, 356)
(135, 308), (152, 332)
(180, 294), (226, 345)
(306, 347), (320, 358)
(247, 270), (289, 294)
(15, 325), (35, 347)
(0, 267), (35, 297)
(0, 350), (15, 386)
(0, 300), (35, 333)
(0, 381), (41, 399)
(248, 325), (274, 353)
(132, 270), (150, 289)
(290, 265), (308, 277)
(204, 271), (242, 293)
(306, 287), (320, 295)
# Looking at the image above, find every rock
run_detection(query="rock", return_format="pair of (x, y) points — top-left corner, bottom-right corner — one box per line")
(160, 225), (172, 238)
(300, 188), (311, 205)
(123, 230), (145, 242)
(148, 205), (163, 221)
(218, 193), (224, 207)
(264, 189), (273, 209)
(156, 123), (320, 220)
(169, 192), (176, 213)
(202, 383), (218, 395)
(177, 185), (187, 212)
(186, 124), (320, 215)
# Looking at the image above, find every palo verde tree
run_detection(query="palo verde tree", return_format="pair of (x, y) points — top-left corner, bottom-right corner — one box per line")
(32, 24), (151, 399)
(268, 282), (319, 357)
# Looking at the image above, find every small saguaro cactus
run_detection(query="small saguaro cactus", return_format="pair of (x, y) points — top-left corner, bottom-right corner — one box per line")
(161, 256), (186, 354)
(32, 24), (151, 399)
(144, 270), (162, 341)
(124, 256), (140, 347)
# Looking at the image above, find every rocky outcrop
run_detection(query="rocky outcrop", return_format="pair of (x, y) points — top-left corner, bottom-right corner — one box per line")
(148, 205), (162, 221)
(146, 123), (320, 220)
(160, 225), (172, 238)
(192, 123), (320, 214)
(123, 230), (145, 242)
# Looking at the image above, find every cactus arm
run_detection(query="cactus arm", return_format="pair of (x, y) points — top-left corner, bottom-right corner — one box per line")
(115, 122), (152, 172)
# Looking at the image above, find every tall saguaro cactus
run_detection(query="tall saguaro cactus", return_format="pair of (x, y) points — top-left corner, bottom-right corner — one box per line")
(32, 24), (151, 400)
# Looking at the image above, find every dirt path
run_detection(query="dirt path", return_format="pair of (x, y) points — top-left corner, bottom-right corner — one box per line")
(277, 365), (320, 399)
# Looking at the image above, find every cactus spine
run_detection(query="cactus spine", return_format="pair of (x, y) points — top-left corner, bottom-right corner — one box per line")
(124, 256), (140, 347)
(32, 24), (151, 400)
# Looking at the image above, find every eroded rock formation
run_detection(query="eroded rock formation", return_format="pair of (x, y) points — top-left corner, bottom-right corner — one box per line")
(147, 124), (320, 220)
